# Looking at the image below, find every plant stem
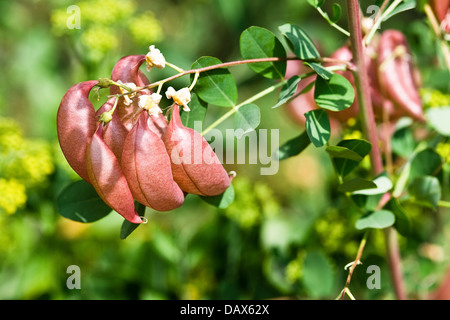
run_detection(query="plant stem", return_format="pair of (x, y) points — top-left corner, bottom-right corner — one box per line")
(202, 81), (286, 136)
(346, 0), (407, 300)
(340, 231), (368, 300)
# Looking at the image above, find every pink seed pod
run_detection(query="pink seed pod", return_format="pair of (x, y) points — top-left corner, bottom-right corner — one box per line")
(377, 30), (424, 121)
(431, 0), (449, 22)
(96, 98), (128, 163)
(86, 125), (142, 224)
(162, 104), (232, 196)
(110, 55), (151, 130)
(57, 80), (99, 183)
(121, 112), (185, 211)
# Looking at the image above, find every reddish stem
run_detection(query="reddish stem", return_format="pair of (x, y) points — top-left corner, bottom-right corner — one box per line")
(346, 0), (407, 300)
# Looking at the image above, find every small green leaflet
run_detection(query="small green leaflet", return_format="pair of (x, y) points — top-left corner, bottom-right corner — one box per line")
(278, 23), (320, 60)
(331, 3), (342, 23)
(234, 103), (261, 139)
(200, 184), (235, 209)
(273, 131), (311, 161)
(240, 26), (286, 79)
(273, 76), (301, 109)
(57, 180), (112, 223)
(314, 73), (355, 112)
(326, 139), (372, 178)
(355, 210), (396, 230)
(304, 109), (330, 147)
(337, 178), (377, 193)
(191, 56), (238, 107)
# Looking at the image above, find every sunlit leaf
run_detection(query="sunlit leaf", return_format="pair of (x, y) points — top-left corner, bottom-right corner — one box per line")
(305, 109), (330, 147)
(426, 106), (450, 136)
(279, 23), (320, 60)
(234, 103), (260, 139)
(191, 56), (238, 107)
(353, 175), (393, 195)
(57, 180), (111, 223)
(337, 178), (377, 193)
(314, 73), (355, 111)
(355, 210), (396, 230)
(273, 76), (301, 109)
(304, 61), (333, 80)
(240, 26), (286, 79)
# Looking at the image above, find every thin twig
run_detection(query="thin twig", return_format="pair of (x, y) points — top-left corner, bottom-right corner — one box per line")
(340, 232), (369, 300)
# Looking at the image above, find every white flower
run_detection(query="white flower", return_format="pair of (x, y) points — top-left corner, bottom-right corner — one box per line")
(165, 86), (191, 111)
(117, 80), (137, 106)
(146, 45), (166, 71)
(138, 93), (163, 116)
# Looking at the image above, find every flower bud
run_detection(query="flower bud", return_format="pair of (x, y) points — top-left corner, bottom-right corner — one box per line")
(121, 111), (185, 211)
(162, 104), (232, 196)
(57, 80), (99, 183)
(86, 125), (142, 224)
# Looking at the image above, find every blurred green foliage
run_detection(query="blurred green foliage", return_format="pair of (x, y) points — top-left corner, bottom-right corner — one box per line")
(0, 0), (449, 300)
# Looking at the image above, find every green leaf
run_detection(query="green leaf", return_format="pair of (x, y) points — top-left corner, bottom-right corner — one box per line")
(302, 251), (335, 298)
(382, 0), (416, 22)
(200, 184), (235, 209)
(327, 139), (371, 178)
(331, 3), (342, 23)
(191, 56), (238, 107)
(304, 109), (330, 147)
(353, 175), (393, 195)
(326, 146), (363, 161)
(272, 131), (311, 160)
(337, 178), (377, 193)
(273, 76), (301, 109)
(304, 62), (333, 80)
(408, 176), (442, 209)
(57, 180), (112, 223)
(355, 210), (396, 230)
(120, 202), (146, 240)
(387, 198), (410, 237)
(392, 121), (416, 158)
(426, 106), (450, 136)
(278, 24), (320, 60)
(180, 92), (207, 129)
(240, 26), (286, 79)
(314, 73), (355, 112)
(351, 174), (392, 211)
(410, 148), (443, 181)
(234, 103), (260, 139)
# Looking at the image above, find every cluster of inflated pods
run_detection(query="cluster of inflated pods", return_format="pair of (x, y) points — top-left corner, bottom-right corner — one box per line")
(57, 47), (232, 224)
(286, 29), (425, 126)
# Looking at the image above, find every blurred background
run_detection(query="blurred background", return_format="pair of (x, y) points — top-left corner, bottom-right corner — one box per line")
(0, 0), (449, 300)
